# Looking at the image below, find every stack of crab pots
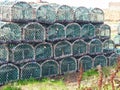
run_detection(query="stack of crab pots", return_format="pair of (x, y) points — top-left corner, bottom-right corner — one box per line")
(0, 1), (116, 85)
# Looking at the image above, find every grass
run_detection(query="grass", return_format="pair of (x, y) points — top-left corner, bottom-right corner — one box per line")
(1, 66), (120, 90)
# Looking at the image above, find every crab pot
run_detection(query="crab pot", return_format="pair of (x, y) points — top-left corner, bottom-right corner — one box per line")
(22, 22), (45, 42)
(78, 55), (93, 71)
(41, 60), (59, 77)
(108, 53), (119, 66)
(115, 46), (120, 55)
(54, 41), (72, 59)
(72, 39), (88, 56)
(81, 23), (95, 40)
(0, 22), (21, 42)
(47, 23), (65, 42)
(31, 3), (56, 24)
(35, 43), (53, 61)
(74, 7), (90, 22)
(12, 43), (34, 63)
(0, 1), (34, 22)
(65, 23), (81, 40)
(0, 64), (19, 85)
(60, 57), (77, 74)
(56, 5), (74, 22)
(99, 24), (111, 40)
(89, 39), (102, 55)
(94, 55), (107, 67)
(114, 35), (120, 45)
(103, 40), (115, 54)
(21, 62), (41, 80)
(90, 8), (104, 23)
(0, 44), (8, 64)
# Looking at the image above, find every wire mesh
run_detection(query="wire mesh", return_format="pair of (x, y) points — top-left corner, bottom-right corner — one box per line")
(32, 3), (56, 23)
(108, 53), (119, 66)
(89, 39), (102, 55)
(78, 55), (93, 71)
(114, 35), (120, 45)
(72, 39), (88, 56)
(42, 60), (59, 77)
(21, 62), (41, 80)
(81, 23), (95, 40)
(103, 40), (115, 54)
(54, 41), (72, 59)
(0, 64), (19, 85)
(65, 23), (81, 40)
(94, 55), (107, 67)
(47, 23), (65, 42)
(23, 22), (45, 42)
(0, 1), (34, 22)
(74, 7), (90, 22)
(12, 43), (34, 63)
(99, 24), (111, 40)
(0, 44), (8, 63)
(0, 22), (21, 42)
(56, 5), (74, 22)
(35, 43), (53, 61)
(90, 8), (104, 23)
(60, 57), (77, 74)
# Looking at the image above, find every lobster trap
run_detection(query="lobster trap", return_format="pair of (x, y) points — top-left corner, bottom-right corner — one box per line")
(12, 43), (34, 63)
(0, 63), (19, 85)
(47, 23), (65, 42)
(103, 39), (115, 54)
(99, 24), (111, 40)
(35, 43), (53, 61)
(54, 41), (72, 59)
(65, 23), (81, 40)
(0, 22), (21, 42)
(74, 7), (90, 22)
(0, 44), (8, 64)
(21, 62), (41, 80)
(81, 23), (95, 40)
(60, 57), (77, 74)
(108, 53), (119, 66)
(94, 55), (107, 67)
(31, 3), (56, 24)
(90, 8), (104, 23)
(72, 39), (88, 56)
(22, 22), (45, 42)
(0, 1), (34, 22)
(56, 5), (74, 22)
(41, 60), (59, 77)
(78, 55), (93, 71)
(89, 39), (102, 55)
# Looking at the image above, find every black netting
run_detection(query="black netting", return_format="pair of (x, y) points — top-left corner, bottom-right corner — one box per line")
(109, 53), (119, 66)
